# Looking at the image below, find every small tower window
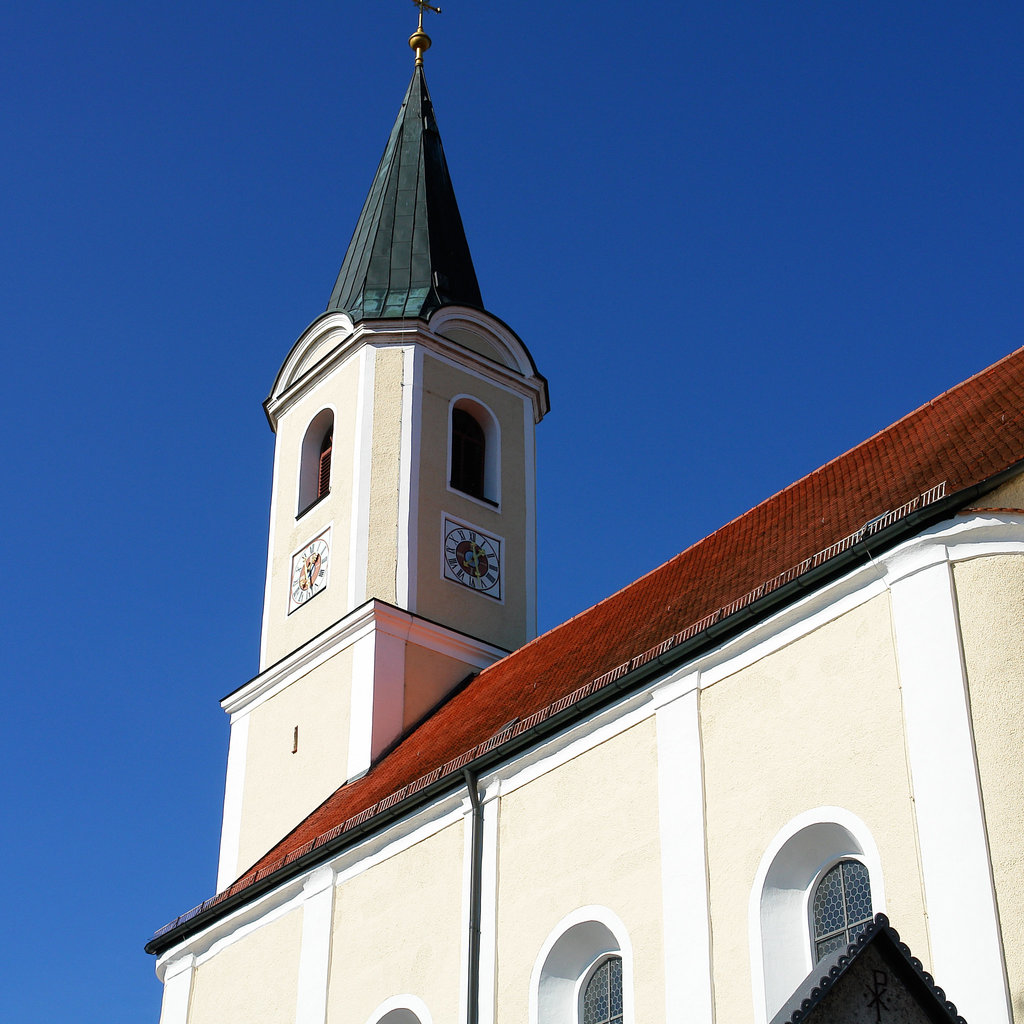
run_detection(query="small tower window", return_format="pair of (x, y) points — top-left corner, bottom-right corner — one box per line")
(449, 397), (499, 506)
(811, 859), (873, 962)
(298, 409), (334, 516)
(451, 407), (485, 498)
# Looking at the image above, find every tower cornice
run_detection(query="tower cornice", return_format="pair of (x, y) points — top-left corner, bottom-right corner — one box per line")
(264, 306), (549, 431)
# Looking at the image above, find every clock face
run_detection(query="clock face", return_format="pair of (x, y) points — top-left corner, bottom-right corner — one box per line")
(289, 530), (330, 612)
(442, 517), (502, 598)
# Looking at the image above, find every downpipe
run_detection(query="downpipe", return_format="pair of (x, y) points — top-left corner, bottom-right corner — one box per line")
(462, 767), (483, 1024)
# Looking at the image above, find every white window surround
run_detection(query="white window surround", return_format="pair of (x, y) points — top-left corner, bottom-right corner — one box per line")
(447, 394), (501, 509)
(750, 808), (885, 1024)
(365, 994), (433, 1024)
(530, 906), (634, 1024)
(298, 407), (335, 515)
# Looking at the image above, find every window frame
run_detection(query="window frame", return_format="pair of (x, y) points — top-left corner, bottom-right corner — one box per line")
(575, 952), (624, 1024)
(297, 408), (335, 518)
(447, 395), (501, 510)
(807, 857), (874, 963)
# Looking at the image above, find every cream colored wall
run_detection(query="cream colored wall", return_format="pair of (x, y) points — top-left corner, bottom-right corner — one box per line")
(188, 908), (303, 1024)
(953, 554), (1024, 1024)
(326, 822), (465, 1024)
(494, 719), (665, 1024)
(402, 643), (474, 729)
(264, 358), (360, 667)
(364, 347), (405, 605)
(976, 471), (1024, 509)
(415, 352), (529, 651)
(236, 647), (354, 877)
(701, 593), (929, 1021)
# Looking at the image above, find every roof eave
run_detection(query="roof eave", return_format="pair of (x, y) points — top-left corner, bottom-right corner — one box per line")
(145, 462), (1022, 957)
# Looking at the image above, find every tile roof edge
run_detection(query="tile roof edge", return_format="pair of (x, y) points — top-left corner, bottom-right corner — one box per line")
(149, 475), (968, 952)
(146, 345), (1024, 954)
(480, 346), (1024, 670)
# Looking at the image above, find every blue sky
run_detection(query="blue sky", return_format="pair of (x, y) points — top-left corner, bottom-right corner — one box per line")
(1, 2), (1022, 1020)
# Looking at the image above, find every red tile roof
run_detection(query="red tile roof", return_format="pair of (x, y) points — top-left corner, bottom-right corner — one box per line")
(161, 345), (1024, 935)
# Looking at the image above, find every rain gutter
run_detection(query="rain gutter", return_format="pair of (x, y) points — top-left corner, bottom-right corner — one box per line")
(146, 466), (1021, 958)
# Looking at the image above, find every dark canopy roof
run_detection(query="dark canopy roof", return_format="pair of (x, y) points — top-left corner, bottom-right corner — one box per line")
(327, 66), (483, 321)
(771, 915), (966, 1024)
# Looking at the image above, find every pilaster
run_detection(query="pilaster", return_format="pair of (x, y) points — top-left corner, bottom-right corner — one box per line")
(886, 545), (1010, 1024)
(652, 673), (713, 1024)
(157, 953), (195, 1024)
(216, 713), (249, 891)
(295, 866), (336, 1024)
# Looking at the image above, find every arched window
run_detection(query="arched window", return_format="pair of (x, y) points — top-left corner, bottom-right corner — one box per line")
(811, 858), (873, 962)
(751, 810), (884, 1024)
(580, 955), (623, 1024)
(531, 907), (633, 1024)
(449, 397), (499, 506)
(298, 409), (334, 515)
(373, 1010), (423, 1024)
(364, 994), (433, 1024)
(451, 408), (485, 498)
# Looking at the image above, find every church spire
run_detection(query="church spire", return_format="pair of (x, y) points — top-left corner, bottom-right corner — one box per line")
(327, 22), (483, 322)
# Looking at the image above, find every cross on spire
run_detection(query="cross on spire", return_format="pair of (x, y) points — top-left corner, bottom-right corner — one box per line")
(413, 0), (442, 27)
(409, 0), (441, 64)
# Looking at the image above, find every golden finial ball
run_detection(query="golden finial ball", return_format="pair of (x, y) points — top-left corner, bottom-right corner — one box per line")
(409, 29), (432, 54)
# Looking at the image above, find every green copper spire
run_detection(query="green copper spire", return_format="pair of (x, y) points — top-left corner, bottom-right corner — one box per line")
(327, 65), (483, 321)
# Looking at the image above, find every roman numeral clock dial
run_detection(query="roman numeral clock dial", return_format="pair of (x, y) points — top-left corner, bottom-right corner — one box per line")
(289, 529), (330, 613)
(442, 517), (502, 599)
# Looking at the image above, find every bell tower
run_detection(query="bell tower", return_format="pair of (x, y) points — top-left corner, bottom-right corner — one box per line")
(215, 22), (548, 890)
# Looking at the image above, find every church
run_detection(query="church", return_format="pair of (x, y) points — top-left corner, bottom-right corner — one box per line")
(146, 14), (1023, 1024)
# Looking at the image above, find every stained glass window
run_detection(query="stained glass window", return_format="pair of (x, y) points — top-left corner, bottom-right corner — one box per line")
(581, 956), (623, 1024)
(811, 859), (872, 962)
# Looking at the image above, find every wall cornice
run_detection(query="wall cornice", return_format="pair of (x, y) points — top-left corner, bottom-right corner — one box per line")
(222, 599), (507, 720)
